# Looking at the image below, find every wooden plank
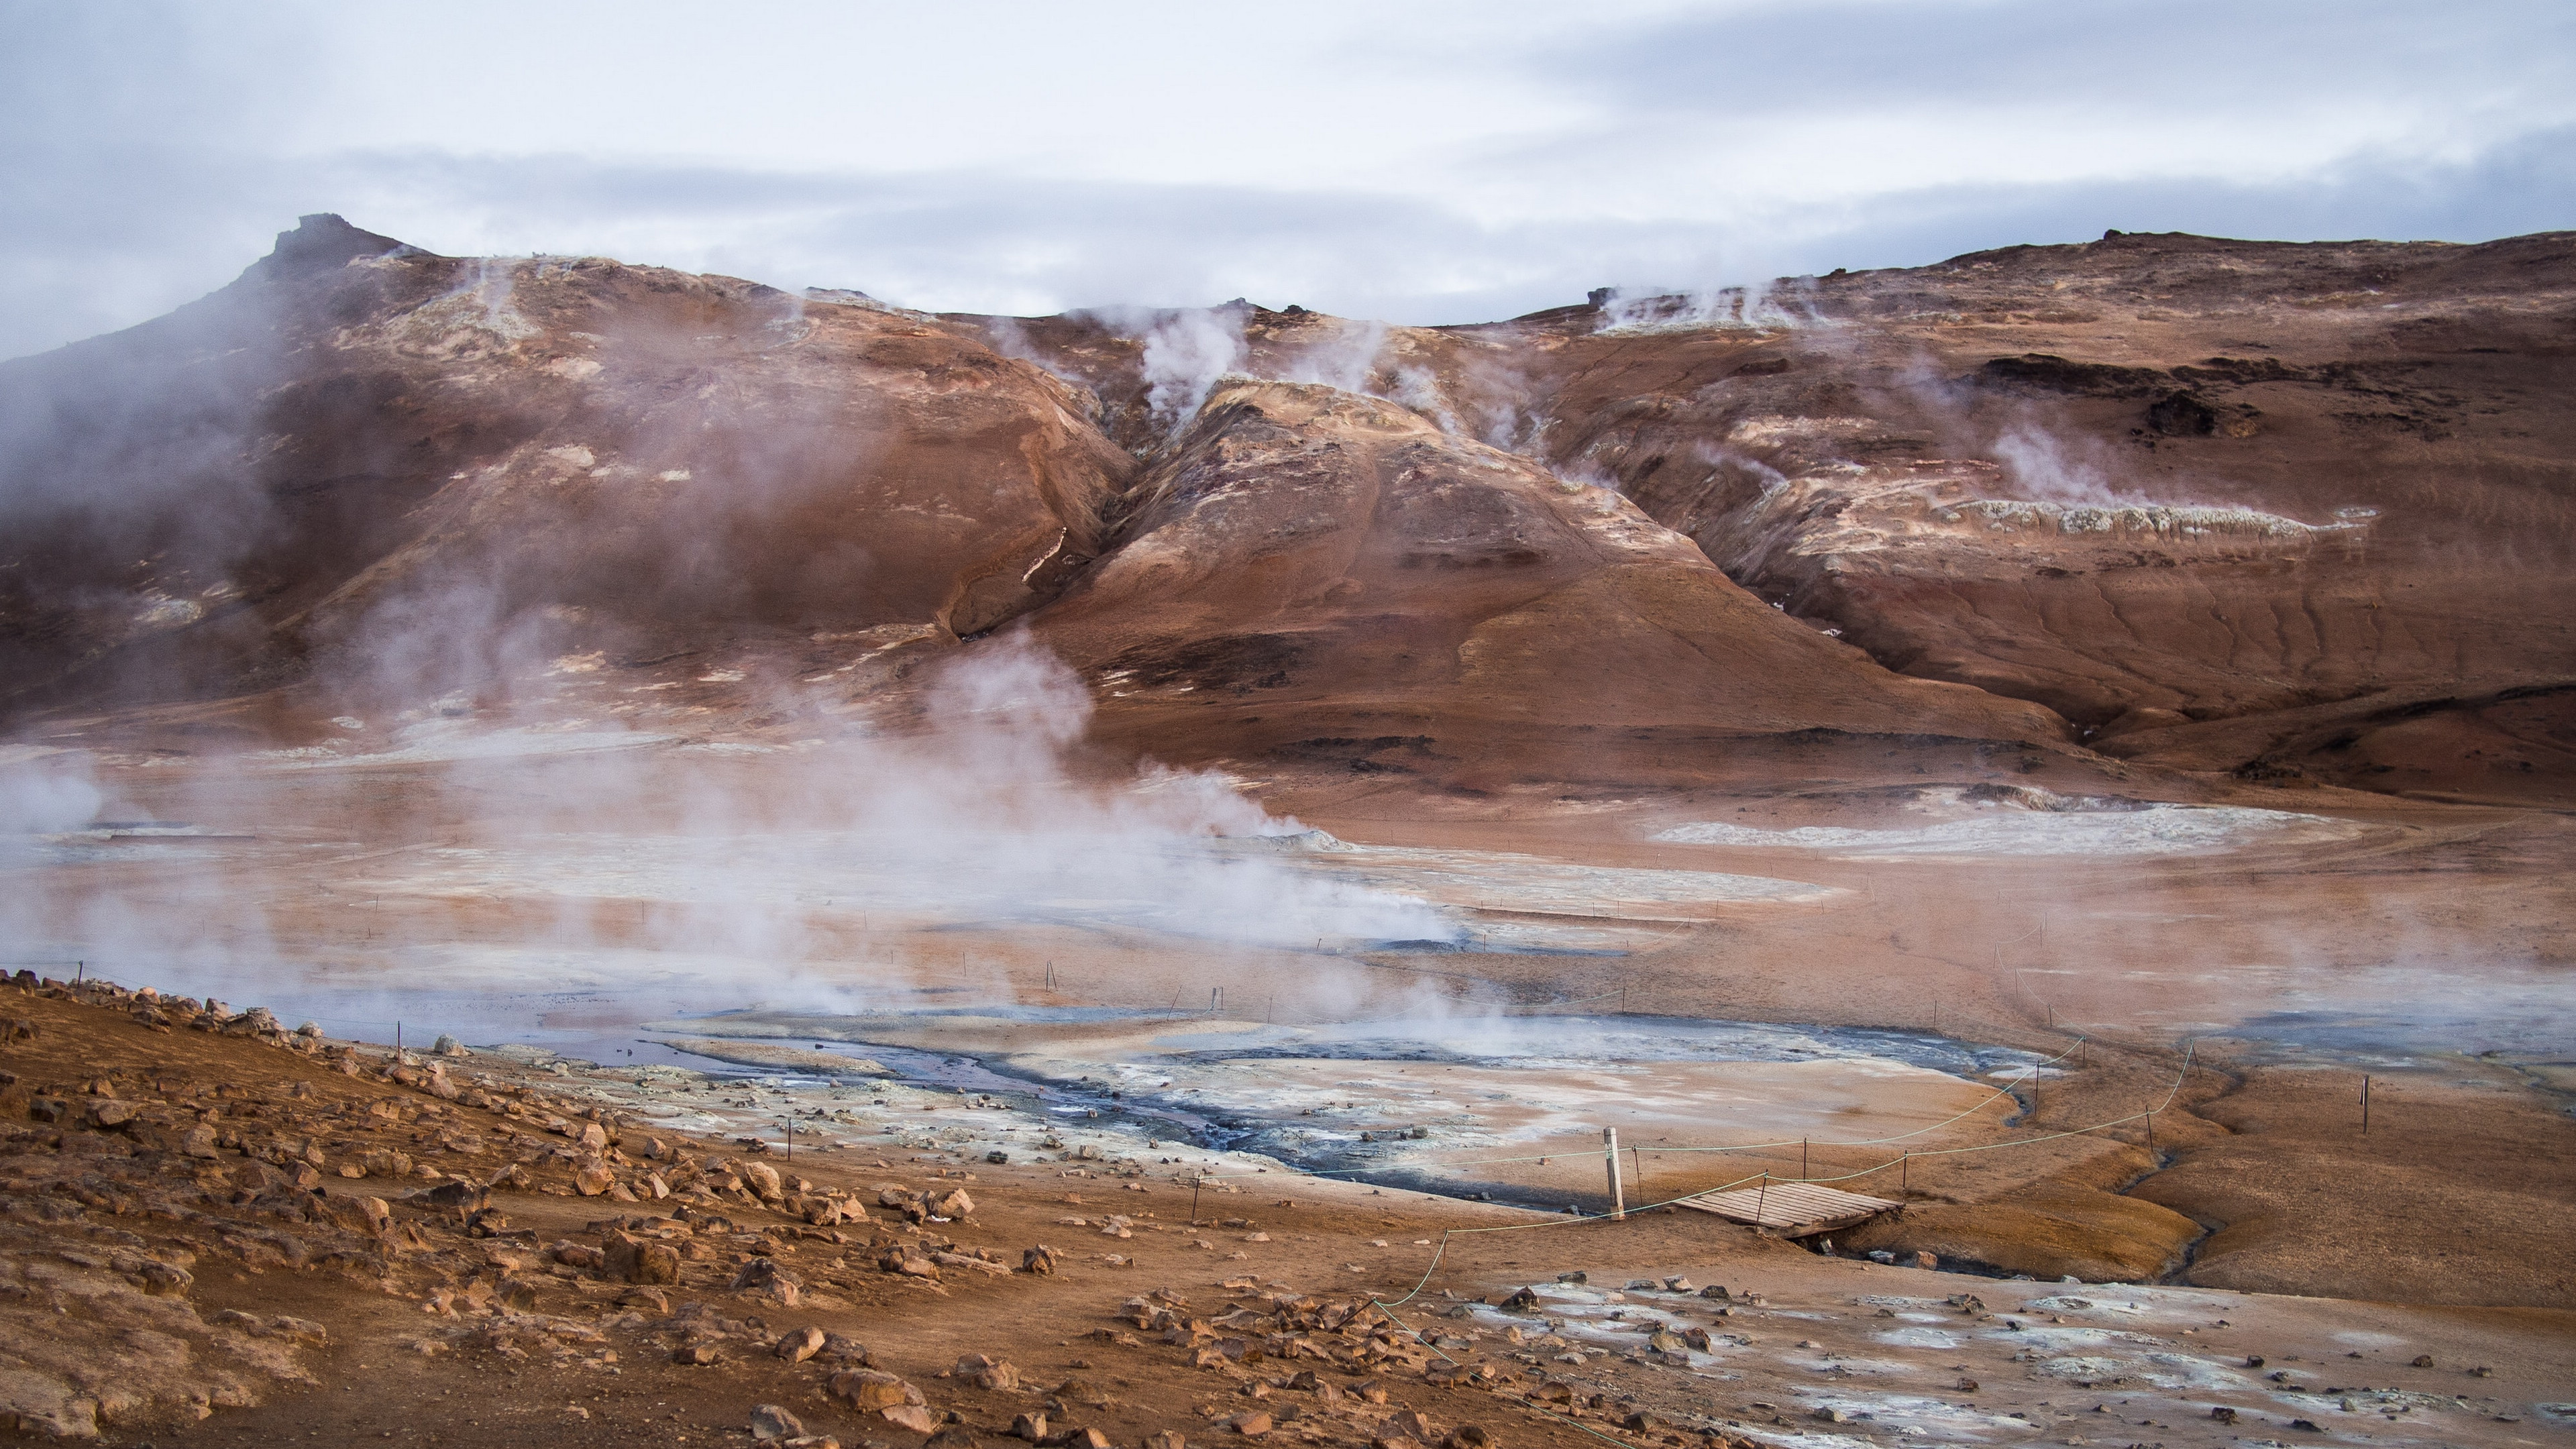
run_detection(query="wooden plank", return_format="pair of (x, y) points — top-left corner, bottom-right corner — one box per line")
(1678, 1181), (1902, 1234)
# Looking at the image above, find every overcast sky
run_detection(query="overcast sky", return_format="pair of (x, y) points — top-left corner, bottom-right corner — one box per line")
(3, 0), (2570, 358)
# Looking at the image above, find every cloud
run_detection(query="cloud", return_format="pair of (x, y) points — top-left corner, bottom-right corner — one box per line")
(0, 0), (2568, 358)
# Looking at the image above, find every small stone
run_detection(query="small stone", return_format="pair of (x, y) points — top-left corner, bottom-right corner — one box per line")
(673, 1345), (719, 1365)
(2210, 1408), (2238, 1424)
(1623, 1412), (1660, 1432)
(957, 1353), (1020, 1391)
(1144, 1433), (1184, 1449)
(1913, 1251), (1937, 1269)
(924, 1429), (980, 1449)
(734, 1256), (803, 1306)
(1448, 1427), (1492, 1449)
(1231, 1413), (1272, 1437)
(1012, 1411), (1049, 1442)
(752, 1405), (808, 1442)
(1662, 1276), (1695, 1292)
(2411, 1354), (2434, 1368)
(777, 1326), (827, 1363)
(830, 1371), (923, 1411)
(1023, 1245), (1059, 1275)
(1813, 1407), (1848, 1424)
(574, 1161), (614, 1196)
(604, 1232), (680, 1285)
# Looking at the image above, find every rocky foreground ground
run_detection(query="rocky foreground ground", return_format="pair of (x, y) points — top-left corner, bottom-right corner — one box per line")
(1, 975), (2569, 1448)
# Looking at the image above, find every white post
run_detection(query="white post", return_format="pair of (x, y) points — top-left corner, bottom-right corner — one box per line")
(1604, 1126), (1626, 1221)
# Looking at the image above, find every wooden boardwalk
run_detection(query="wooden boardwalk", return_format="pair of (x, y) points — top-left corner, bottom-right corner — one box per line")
(1676, 1181), (1902, 1236)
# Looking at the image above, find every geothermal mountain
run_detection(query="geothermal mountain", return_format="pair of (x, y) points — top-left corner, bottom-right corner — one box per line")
(4, 216), (2571, 804)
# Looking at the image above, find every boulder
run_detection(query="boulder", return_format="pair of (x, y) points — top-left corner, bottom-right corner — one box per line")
(574, 1161), (616, 1197)
(928, 1187), (975, 1218)
(1022, 1245), (1059, 1275)
(1012, 1412), (1048, 1442)
(751, 1405), (806, 1442)
(775, 1326), (826, 1363)
(742, 1160), (784, 1201)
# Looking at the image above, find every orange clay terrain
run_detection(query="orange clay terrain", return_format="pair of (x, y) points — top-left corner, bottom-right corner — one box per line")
(5, 977), (2571, 1448)
(1, 219), (2572, 1446)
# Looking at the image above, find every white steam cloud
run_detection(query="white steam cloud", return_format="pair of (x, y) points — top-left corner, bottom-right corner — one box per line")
(1140, 308), (1247, 433)
(0, 634), (1457, 1034)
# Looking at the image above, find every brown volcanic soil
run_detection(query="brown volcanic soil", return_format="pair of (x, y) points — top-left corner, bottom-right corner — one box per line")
(8, 977), (2573, 1448)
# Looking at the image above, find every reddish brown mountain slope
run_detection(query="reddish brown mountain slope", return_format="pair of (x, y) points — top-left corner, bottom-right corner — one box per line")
(7, 219), (2571, 802)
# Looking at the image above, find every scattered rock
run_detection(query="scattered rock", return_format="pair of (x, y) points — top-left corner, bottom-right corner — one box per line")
(1012, 1411), (1049, 1442)
(777, 1326), (827, 1362)
(957, 1353), (1020, 1391)
(830, 1371), (924, 1411)
(753, 1404), (808, 1441)
(881, 1404), (942, 1436)
(733, 1256), (802, 1306)
(605, 1232), (680, 1285)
